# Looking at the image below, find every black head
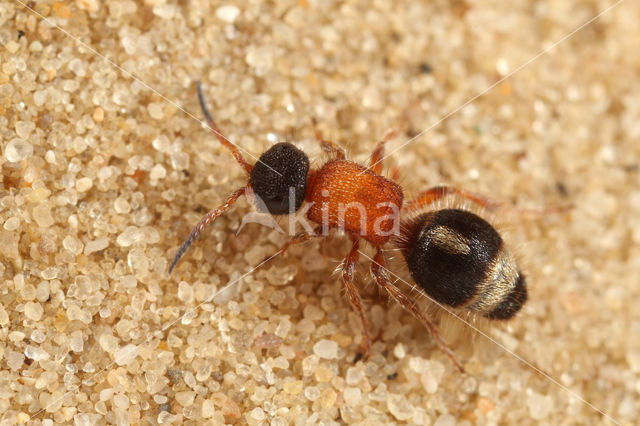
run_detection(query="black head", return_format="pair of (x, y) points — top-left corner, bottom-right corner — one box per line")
(249, 142), (310, 215)
(399, 209), (510, 309)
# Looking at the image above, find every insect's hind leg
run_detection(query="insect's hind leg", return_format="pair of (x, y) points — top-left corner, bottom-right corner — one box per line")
(370, 248), (464, 372)
(405, 185), (572, 216)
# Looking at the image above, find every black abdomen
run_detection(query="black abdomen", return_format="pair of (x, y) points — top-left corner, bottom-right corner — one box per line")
(399, 209), (527, 320)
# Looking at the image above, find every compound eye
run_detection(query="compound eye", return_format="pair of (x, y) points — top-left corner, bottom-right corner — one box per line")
(249, 143), (310, 215)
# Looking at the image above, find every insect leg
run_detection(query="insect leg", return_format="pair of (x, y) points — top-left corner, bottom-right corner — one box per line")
(342, 237), (373, 359)
(370, 248), (464, 372)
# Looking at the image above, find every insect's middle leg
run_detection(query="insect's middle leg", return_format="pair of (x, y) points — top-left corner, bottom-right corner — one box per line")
(368, 128), (398, 175)
(341, 237), (372, 359)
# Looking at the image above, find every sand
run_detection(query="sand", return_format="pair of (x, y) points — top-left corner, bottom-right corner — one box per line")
(1, 0), (638, 424)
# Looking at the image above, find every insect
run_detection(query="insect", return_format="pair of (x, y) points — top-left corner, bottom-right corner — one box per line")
(169, 82), (529, 372)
